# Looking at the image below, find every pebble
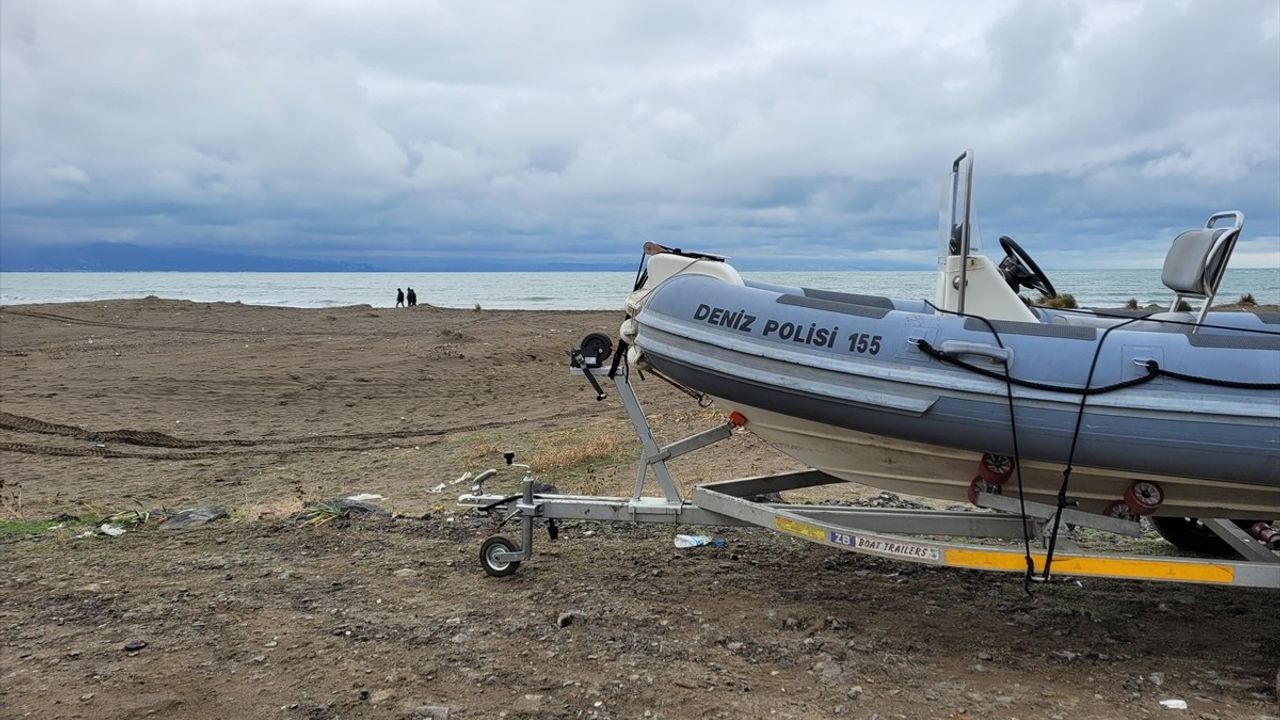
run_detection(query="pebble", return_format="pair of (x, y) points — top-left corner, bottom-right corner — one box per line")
(557, 612), (575, 628)
(393, 568), (418, 578)
(847, 686), (863, 700)
(814, 659), (844, 678)
(80, 693), (95, 702)
(783, 616), (801, 630)
(123, 639), (147, 652)
(414, 704), (450, 720)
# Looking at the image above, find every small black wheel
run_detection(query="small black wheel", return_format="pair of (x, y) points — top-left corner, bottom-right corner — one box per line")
(1151, 517), (1260, 557)
(479, 535), (521, 577)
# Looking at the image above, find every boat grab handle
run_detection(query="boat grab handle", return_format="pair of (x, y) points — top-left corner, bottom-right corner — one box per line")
(938, 340), (1012, 365)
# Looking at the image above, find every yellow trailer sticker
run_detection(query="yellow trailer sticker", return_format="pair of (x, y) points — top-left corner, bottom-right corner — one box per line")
(944, 548), (1236, 584)
(775, 516), (825, 542)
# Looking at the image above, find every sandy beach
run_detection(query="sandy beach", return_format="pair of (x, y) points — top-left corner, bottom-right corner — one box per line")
(2, 299), (1277, 719)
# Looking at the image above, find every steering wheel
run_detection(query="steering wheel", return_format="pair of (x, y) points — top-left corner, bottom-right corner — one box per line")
(998, 235), (1057, 299)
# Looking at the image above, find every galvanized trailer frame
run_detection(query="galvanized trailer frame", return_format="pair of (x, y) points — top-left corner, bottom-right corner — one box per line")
(457, 364), (1280, 589)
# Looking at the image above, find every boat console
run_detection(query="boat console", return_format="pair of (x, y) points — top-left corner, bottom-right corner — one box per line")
(934, 150), (1246, 333)
(933, 150), (1040, 323)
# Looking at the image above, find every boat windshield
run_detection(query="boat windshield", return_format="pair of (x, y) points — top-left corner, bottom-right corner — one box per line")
(937, 150), (982, 267)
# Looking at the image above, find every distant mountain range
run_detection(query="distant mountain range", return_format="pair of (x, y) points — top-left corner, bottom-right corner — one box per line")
(0, 241), (929, 272)
(0, 242), (380, 272)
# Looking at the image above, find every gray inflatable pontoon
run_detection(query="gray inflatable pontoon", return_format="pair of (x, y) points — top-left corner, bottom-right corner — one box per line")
(621, 153), (1279, 520)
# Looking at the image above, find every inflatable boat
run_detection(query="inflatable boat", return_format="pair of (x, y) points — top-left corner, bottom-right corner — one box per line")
(620, 151), (1280, 523)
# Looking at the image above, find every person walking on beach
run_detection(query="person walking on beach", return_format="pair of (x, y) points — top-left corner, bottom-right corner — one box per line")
(407, 287), (417, 307)
(396, 288), (405, 308)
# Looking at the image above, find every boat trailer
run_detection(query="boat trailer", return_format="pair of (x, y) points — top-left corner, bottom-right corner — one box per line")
(457, 339), (1280, 590)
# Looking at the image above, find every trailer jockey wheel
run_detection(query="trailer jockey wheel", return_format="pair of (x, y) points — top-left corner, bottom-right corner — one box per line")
(1103, 500), (1140, 522)
(479, 536), (521, 577)
(1122, 481), (1164, 516)
(978, 454), (1014, 485)
(967, 477), (1002, 505)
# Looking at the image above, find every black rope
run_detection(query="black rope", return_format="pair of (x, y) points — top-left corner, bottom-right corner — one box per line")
(918, 340), (1280, 393)
(1041, 304), (1280, 337)
(917, 320), (1277, 581)
(1037, 315), (1145, 580)
(1147, 362), (1280, 390)
(631, 249), (649, 291)
(990, 334), (1038, 592)
(647, 367), (710, 404)
(928, 312), (1038, 591)
(1002, 362), (1037, 595)
(914, 339), (1160, 395)
(915, 299), (1279, 585)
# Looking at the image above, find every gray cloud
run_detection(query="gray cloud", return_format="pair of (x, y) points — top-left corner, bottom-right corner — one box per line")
(2, 0), (1277, 270)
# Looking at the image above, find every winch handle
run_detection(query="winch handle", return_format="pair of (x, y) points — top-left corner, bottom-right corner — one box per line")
(582, 363), (607, 401)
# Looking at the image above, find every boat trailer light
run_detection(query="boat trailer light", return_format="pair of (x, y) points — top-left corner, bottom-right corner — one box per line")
(728, 411), (748, 427)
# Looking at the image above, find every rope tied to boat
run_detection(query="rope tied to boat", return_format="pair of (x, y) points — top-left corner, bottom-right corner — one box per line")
(1144, 362), (1280, 391)
(912, 340), (1280, 393)
(918, 330), (1278, 586)
(912, 339), (1158, 394)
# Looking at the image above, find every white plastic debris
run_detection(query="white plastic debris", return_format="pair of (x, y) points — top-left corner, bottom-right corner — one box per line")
(429, 483), (446, 493)
(674, 534), (712, 548)
(98, 524), (126, 537)
(1158, 699), (1187, 710)
(345, 493), (384, 502)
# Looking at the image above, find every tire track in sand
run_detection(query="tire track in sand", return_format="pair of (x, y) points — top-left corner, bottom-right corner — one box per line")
(0, 441), (440, 460)
(0, 406), (609, 459)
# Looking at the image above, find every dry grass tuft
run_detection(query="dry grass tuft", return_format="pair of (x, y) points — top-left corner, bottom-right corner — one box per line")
(526, 426), (629, 474)
(1037, 293), (1078, 309)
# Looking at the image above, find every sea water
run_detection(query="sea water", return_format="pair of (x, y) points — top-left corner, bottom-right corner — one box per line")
(1, 269), (1277, 310)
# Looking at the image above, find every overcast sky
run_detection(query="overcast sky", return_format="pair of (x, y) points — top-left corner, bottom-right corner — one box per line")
(2, 0), (1278, 270)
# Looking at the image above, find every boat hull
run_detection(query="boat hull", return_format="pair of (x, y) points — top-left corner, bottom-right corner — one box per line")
(629, 271), (1280, 519)
(704, 396), (1280, 518)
